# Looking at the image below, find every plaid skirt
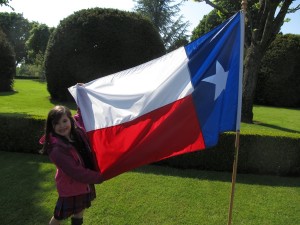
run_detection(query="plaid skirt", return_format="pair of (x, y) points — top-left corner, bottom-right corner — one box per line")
(54, 184), (96, 220)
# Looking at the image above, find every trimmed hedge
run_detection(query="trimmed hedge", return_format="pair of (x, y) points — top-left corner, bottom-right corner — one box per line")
(44, 8), (165, 101)
(1, 114), (299, 176)
(0, 114), (44, 153)
(158, 133), (300, 176)
(15, 75), (40, 80)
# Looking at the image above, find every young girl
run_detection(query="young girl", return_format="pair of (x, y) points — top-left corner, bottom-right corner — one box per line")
(40, 105), (103, 225)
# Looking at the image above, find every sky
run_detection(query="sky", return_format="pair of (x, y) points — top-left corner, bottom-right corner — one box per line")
(0, 0), (299, 36)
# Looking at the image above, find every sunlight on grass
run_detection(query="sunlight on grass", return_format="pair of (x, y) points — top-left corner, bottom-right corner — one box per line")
(241, 106), (300, 138)
(0, 79), (77, 117)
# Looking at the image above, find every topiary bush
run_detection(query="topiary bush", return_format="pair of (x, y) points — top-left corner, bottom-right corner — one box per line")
(255, 34), (300, 107)
(44, 8), (165, 101)
(0, 29), (15, 92)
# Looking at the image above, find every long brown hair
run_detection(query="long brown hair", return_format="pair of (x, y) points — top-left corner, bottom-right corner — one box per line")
(40, 105), (76, 154)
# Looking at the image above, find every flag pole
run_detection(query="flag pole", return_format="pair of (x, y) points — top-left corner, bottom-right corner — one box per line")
(227, 1), (246, 225)
(227, 131), (240, 225)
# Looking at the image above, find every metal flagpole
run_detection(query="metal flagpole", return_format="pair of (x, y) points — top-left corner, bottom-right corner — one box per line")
(227, 1), (247, 225)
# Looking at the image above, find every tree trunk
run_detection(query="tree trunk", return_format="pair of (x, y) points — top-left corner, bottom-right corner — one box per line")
(241, 43), (263, 123)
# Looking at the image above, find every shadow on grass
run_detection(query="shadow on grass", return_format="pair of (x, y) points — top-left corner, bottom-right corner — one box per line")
(0, 112), (38, 118)
(254, 120), (300, 134)
(0, 151), (55, 225)
(0, 90), (18, 96)
(133, 164), (300, 188)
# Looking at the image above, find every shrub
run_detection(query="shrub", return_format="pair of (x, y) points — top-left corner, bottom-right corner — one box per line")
(44, 8), (165, 101)
(157, 133), (300, 176)
(0, 114), (44, 153)
(17, 57), (44, 79)
(0, 29), (15, 92)
(1, 110), (299, 176)
(255, 34), (300, 107)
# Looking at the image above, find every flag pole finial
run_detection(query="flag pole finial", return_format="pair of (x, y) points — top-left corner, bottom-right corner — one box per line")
(241, 0), (247, 12)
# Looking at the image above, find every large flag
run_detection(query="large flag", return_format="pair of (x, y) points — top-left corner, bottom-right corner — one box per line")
(69, 11), (244, 180)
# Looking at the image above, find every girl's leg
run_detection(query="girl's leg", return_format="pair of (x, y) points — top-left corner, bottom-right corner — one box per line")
(49, 216), (60, 225)
(71, 210), (84, 225)
(73, 210), (84, 218)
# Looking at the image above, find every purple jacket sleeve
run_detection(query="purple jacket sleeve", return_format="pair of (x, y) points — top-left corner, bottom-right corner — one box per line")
(74, 110), (86, 131)
(49, 146), (103, 184)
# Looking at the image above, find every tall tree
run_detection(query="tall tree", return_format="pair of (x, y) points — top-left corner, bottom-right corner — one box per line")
(0, 12), (32, 65)
(192, 0), (299, 123)
(25, 23), (53, 64)
(133, 0), (190, 51)
(190, 9), (223, 39)
(0, 0), (12, 7)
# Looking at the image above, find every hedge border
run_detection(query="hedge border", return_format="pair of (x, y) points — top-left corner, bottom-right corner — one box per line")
(1, 114), (299, 176)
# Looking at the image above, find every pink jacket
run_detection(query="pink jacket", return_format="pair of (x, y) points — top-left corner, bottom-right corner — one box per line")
(46, 130), (103, 197)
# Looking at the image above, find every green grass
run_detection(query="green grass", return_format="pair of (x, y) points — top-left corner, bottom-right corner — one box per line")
(0, 151), (299, 225)
(1, 79), (299, 137)
(0, 79), (77, 118)
(241, 106), (300, 138)
(0, 80), (299, 224)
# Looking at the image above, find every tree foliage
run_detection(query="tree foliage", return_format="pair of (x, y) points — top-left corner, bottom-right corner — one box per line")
(0, 28), (15, 91)
(25, 23), (53, 64)
(191, 9), (223, 41)
(0, 12), (32, 65)
(167, 36), (189, 52)
(255, 34), (300, 107)
(44, 8), (165, 101)
(0, 0), (12, 8)
(134, 0), (190, 51)
(192, 0), (299, 123)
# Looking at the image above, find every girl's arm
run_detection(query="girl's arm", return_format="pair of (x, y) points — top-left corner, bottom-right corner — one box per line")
(49, 146), (104, 184)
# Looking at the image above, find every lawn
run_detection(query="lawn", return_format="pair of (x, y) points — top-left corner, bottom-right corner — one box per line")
(0, 79), (77, 118)
(0, 151), (299, 225)
(0, 79), (299, 225)
(242, 106), (300, 138)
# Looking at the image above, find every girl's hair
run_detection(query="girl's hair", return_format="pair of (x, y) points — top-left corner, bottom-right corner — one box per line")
(40, 105), (76, 154)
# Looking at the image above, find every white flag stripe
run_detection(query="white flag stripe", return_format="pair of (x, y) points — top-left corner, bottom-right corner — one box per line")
(69, 47), (194, 132)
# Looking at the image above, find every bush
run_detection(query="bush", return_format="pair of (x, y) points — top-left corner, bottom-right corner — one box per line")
(1, 112), (299, 176)
(44, 8), (165, 101)
(17, 61), (44, 79)
(0, 114), (44, 153)
(0, 29), (15, 92)
(255, 34), (300, 107)
(157, 133), (300, 176)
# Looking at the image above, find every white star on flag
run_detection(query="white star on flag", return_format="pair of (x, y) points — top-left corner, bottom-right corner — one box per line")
(202, 61), (229, 100)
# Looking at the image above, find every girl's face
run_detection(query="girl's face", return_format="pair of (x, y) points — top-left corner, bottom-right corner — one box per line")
(53, 114), (72, 139)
